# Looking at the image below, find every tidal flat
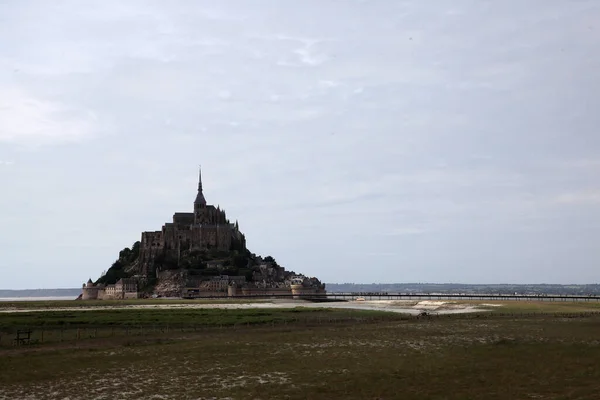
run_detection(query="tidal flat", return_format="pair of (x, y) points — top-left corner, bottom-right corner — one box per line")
(1, 301), (600, 399)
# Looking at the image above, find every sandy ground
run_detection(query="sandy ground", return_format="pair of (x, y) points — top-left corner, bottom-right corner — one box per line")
(321, 300), (491, 314)
(0, 299), (495, 314)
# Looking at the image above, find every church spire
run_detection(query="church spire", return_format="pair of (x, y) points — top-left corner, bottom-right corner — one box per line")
(198, 165), (203, 192)
(194, 165), (207, 206)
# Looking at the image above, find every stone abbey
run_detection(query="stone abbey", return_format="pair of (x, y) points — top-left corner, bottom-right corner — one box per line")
(138, 167), (247, 275)
(82, 167), (326, 300)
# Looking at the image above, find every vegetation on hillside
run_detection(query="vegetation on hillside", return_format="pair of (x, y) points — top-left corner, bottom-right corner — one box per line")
(96, 240), (280, 286)
(96, 241), (140, 285)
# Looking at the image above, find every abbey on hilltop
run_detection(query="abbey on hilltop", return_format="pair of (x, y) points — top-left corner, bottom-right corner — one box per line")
(82, 167), (325, 300)
(138, 167), (247, 276)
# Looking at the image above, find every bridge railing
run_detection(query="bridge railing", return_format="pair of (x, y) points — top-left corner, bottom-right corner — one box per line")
(181, 292), (600, 302)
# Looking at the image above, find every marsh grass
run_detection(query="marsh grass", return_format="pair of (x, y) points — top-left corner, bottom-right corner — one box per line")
(2, 313), (600, 399)
(2, 303), (600, 399)
(0, 307), (401, 346)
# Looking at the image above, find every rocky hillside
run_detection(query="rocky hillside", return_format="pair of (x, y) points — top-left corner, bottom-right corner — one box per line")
(95, 241), (322, 297)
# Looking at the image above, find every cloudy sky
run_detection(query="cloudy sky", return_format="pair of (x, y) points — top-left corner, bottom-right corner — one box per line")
(1, 1), (599, 289)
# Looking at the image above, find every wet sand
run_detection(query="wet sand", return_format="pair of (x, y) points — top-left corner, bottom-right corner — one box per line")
(0, 299), (494, 314)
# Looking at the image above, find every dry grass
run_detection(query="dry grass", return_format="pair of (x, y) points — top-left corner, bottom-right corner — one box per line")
(1, 305), (600, 399)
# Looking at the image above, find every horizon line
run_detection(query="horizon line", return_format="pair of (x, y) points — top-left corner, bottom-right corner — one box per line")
(2, 282), (600, 291)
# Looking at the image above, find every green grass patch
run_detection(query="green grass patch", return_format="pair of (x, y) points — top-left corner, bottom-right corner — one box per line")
(0, 307), (402, 340)
(0, 298), (268, 310)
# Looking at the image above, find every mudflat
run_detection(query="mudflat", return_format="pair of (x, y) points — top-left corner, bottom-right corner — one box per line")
(0, 299), (490, 315)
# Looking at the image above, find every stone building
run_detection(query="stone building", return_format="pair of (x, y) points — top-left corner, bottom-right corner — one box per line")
(82, 278), (138, 300)
(137, 167), (246, 275)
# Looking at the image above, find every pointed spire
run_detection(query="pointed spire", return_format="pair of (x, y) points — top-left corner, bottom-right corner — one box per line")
(235, 219), (239, 229)
(194, 165), (207, 206)
(198, 165), (203, 192)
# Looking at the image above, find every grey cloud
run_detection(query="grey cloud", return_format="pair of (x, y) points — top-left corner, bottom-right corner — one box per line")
(1, 0), (599, 288)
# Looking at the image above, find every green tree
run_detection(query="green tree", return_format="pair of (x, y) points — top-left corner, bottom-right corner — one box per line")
(233, 254), (248, 269)
(263, 256), (279, 266)
(119, 247), (132, 260)
(130, 241), (141, 261)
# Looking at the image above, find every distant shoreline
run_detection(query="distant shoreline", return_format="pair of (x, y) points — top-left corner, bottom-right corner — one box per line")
(2, 282), (600, 298)
(0, 289), (79, 294)
(0, 296), (77, 301)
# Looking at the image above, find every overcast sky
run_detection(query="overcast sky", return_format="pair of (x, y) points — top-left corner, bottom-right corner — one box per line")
(1, 1), (599, 289)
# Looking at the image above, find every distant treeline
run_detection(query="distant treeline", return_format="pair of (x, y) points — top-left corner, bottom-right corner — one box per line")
(0, 289), (81, 298)
(325, 283), (600, 296)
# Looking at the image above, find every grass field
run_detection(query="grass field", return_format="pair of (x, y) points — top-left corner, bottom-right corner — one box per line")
(0, 307), (398, 346)
(1, 301), (600, 399)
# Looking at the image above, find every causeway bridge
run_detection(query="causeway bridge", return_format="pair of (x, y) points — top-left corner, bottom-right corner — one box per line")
(322, 293), (600, 302)
(188, 292), (600, 302)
